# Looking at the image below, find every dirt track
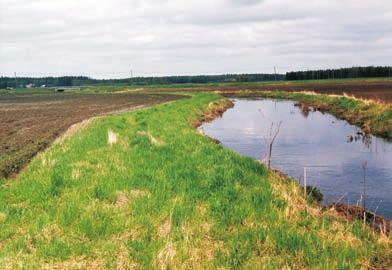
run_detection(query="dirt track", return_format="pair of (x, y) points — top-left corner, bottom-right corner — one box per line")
(0, 92), (182, 178)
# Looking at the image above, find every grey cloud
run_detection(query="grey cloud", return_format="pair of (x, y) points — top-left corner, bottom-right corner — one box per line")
(0, 0), (391, 78)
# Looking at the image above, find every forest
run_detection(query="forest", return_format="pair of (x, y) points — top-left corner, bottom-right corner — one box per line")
(286, 66), (392, 80)
(0, 73), (284, 88)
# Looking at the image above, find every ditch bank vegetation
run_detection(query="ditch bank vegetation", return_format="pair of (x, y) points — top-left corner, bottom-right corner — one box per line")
(0, 93), (390, 269)
(224, 90), (392, 140)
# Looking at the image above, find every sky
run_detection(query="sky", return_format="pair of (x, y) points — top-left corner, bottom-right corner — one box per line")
(1, 0), (391, 78)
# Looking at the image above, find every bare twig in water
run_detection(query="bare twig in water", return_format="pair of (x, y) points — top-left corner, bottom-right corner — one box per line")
(361, 161), (368, 224)
(303, 167), (307, 198)
(373, 200), (382, 233)
(335, 193), (348, 205)
(263, 121), (282, 169)
(357, 194), (363, 208)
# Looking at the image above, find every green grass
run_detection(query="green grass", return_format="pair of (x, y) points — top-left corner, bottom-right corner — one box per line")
(0, 93), (390, 269)
(232, 90), (392, 140)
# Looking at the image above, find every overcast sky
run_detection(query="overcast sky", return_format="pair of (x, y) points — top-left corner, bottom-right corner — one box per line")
(1, 0), (391, 78)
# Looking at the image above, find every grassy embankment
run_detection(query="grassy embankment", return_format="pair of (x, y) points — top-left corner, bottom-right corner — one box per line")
(229, 90), (392, 140)
(0, 93), (390, 269)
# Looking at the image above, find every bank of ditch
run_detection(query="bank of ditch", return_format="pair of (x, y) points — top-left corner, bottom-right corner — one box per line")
(224, 90), (392, 140)
(0, 93), (390, 269)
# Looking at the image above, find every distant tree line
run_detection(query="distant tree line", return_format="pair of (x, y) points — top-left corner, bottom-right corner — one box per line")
(0, 76), (90, 89)
(2, 66), (390, 88)
(120, 73), (284, 85)
(286, 66), (392, 80)
(0, 73), (284, 89)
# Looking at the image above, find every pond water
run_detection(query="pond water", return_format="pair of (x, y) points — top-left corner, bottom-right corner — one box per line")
(200, 98), (392, 219)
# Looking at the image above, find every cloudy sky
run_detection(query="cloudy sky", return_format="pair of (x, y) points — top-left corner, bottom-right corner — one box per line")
(1, 0), (391, 78)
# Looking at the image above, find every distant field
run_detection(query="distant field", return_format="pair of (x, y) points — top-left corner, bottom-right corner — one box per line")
(144, 78), (392, 103)
(2, 78), (392, 102)
(0, 92), (182, 178)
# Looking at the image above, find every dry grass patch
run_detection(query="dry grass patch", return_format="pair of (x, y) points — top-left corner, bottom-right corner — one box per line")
(111, 227), (146, 242)
(40, 224), (64, 242)
(115, 191), (129, 208)
(71, 168), (81, 180)
(158, 219), (172, 239)
(107, 130), (118, 145)
(0, 212), (7, 222)
(43, 256), (104, 270)
(115, 244), (138, 270)
(41, 156), (56, 168)
(137, 131), (165, 146)
(156, 242), (176, 270)
(105, 189), (151, 209)
(196, 203), (208, 216)
(186, 238), (226, 267)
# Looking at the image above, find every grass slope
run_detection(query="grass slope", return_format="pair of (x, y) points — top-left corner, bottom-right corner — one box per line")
(230, 91), (392, 140)
(0, 93), (390, 269)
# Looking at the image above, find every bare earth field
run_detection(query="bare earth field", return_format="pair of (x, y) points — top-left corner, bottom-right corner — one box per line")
(232, 81), (392, 102)
(0, 92), (182, 178)
(154, 80), (392, 103)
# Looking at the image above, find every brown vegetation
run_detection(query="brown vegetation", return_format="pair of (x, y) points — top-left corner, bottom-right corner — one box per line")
(152, 79), (392, 103)
(331, 203), (391, 235)
(192, 99), (234, 127)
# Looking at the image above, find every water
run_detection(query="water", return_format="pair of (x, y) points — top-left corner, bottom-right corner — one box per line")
(200, 98), (392, 219)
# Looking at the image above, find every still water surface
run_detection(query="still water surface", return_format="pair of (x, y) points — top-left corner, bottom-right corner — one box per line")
(200, 99), (392, 219)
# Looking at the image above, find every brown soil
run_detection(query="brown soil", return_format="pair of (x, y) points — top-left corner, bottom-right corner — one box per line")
(154, 80), (392, 103)
(0, 92), (182, 178)
(222, 81), (392, 102)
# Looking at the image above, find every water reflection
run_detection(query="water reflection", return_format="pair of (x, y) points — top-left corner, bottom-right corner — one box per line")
(200, 98), (392, 219)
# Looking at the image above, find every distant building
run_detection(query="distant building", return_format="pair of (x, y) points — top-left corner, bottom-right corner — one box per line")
(53, 86), (80, 92)
(223, 78), (237, 82)
(26, 83), (35, 88)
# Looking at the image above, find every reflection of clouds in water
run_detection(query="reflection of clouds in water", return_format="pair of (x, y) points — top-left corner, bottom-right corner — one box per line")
(201, 98), (392, 219)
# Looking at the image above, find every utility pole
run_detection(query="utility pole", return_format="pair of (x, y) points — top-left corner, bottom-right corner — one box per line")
(14, 72), (17, 88)
(274, 66), (277, 81)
